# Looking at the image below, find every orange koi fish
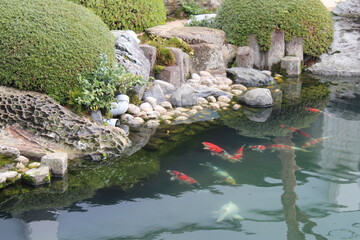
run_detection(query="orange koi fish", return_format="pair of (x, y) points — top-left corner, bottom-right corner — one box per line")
(167, 170), (201, 187)
(302, 136), (331, 148)
(202, 142), (244, 163)
(249, 145), (266, 152)
(202, 142), (225, 155)
(305, 107), (332, 117)
(280, 125), (312, 138)
(268, 144), (310, 152)
(231, 145), (245, 162)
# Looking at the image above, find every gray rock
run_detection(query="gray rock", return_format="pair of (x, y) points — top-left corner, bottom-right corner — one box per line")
(127, 104), (141, 115)
(28, 162), (41, 169)
(226, 67), (275, 87)
(154, 80), (176, 95)
(281, 56), (301, 77)
(0, 171), (21, 188)
(139, 102), (153, 113)
(196, 85), (232, 99)
(265, 31), (285, 70)
(145, 111), (160, 120)
(112, 30), (150, 98)
(146, 120), (160, 128)
(90, 110), (102, 124)
(15, 156), (29, 165)
(169, 84), (197, 107)
(41, 152), (68, 176)
(166, 47), (190, 83)
(249, 34), (265, 69)
(190, 43), (225, 73)
(140, 44), (157, 76)
(23, 166), (50, 186)
(332, 0), (360, 18)
(156, 66), (182, 88)
(144, 84), (166, 103)
(0, 145), (20, 160)
(243, 107), (273, 122)
(222, 44), (238, 68)
(236, 47), (254, 68)
(285, 38), (303, 61)
(239, 88), (273, 107)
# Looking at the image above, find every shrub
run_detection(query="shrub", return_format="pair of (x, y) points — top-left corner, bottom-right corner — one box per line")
(156, 48), (176, 66)
(180, 0), (211, 16)
(215, 0), (333, 57)
(69, 0), (166, 32)
(74, 54), (146, 113)
(0, 0), (115, 104)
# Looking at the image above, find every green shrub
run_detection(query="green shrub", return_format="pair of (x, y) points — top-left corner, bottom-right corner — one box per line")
(0, 0), (115, 104)
(153, 65), (165, 75)
(215, 0), (333, 57)
(69, 0), (166, 32)
(74, 54), (146, 113)
(139, 35), (194, 56)
(156, 48), (176, 66)
(180, 0), (211, 16)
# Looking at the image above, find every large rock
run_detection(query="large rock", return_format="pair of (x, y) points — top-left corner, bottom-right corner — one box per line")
(307, 8), (360, 76)
(285, 38), (303, 62)
(190, 43), (226, 73)
(41, 152), (68, 176)
(0, 87), (130, 160)
(196, 85), (232, 99)
(281, 56), (301, 77)
(143, 84), (166, 103)
(154, 80), (176, 95)
(140, 44), (157, 76)
(332, 0), (360, 18)
(239, 88), (273, 107)
(236, 47), (254, 68)
(249, 34), (265, 69)
(112, 30), (150, 98)
(226, 67), (275, 87)
(169, 84), (197, 107)
(0, 171), (21, 189)
(23, 166), (50, 186)
(265, 31), (285, 70)
(0, 144), (20, 160)
(166, 47), (190, 83)
(156, 66), (182, 87)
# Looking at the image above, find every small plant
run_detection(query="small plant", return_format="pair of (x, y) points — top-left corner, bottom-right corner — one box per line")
(153, 65), (165, 75)
(139, 35), (194, 56)
(180, 0), (210, 16)
(75, 54), (146, 113)
(156, 48), (176, 66)
(185, 15), (216, 28)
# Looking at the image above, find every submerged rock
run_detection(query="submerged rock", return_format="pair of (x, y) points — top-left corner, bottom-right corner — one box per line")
(23, 166), (50, 186)
(239, 88), (273, 107)
(0, 171), (21, 189)
(41, 152), (68, 176)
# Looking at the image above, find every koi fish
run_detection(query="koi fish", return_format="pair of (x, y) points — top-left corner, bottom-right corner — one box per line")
(202, 142), (225, 155)
(231, 145), (245, 162)
(249, 145), (266, 152)
(302, 136), (331, 148)
(213, 201), (244, 222)
(202, 142), (243, 163)
(305, 107), (332, 117)
(268, 144), (310, 152)
(280, 125), (312, 138)
(200, 162), (236, 185)
(167, 170), (201, 188)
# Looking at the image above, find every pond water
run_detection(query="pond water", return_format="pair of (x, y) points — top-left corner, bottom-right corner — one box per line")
(1, 75), (360, 240)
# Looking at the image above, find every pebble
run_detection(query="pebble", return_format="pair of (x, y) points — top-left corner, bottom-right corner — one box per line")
(218, 95), (231, 103)
(191, 73), (201, 80)
(15, 156), (29, 165)
(232, 84), (247, 91)
(232, 104), (241, 110)
(146, 120), (160, 128)
(196, 97), (208, 105)
(127, 104), (141, 115)
(139, 102), (153, 112)
(28, 162), (41, 169)
(207, 96), (216, 103)
(209, 102), (220, 110)
(175, 116), (188, 121)
(145, 97), (157, 107)
(160, 101), (173, 109)
(154, 105), (167, 115)
(200, 71), (212, 77)
(121, 114), (134, 122)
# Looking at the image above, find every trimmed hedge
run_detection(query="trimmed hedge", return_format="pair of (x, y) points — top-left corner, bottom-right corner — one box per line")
(215, 0), (333, 57)
(69, 0), (167, 32)
(0, 0), (115, 103)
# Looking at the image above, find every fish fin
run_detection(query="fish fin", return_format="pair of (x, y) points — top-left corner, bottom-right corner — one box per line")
(234, 215), (245, 221)
(170, 177), (175, 181)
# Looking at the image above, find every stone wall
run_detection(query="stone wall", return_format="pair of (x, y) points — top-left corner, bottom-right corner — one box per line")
(0, 87), (131, 160)
(164, 0), (223, 17)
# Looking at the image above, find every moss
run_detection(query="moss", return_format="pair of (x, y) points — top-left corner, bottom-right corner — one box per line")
(0, 156), (14, 168)
(156, 48), (176, 66)
(153, 65), (165, 75)
(0, 0), (115, 104)
(215, 0), (333, 57)
(69, 0), (166, 33)
(128, 90), (141, 106)
(21, 174), (35, 185)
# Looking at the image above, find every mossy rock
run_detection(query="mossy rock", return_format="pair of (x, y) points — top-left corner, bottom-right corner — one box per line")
(0, 0), (115, 104)
(215, 0), (333, 57)
(69, 0), (166, 32)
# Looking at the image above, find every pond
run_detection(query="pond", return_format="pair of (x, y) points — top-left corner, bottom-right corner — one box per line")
(1, 75), (360, 240)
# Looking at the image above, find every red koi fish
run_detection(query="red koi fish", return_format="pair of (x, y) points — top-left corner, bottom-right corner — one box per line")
(231, 145), (245, 162)
(167, 170), (201, 187)
(249, 145), (266, 152)
(268, 144), (310, 152)
(202, 142), (243, 163)
(302, 136), (331, 148)
(202, 142), (225, 155)
(306, 107), (332, 117)
(280, 125), (312, 138)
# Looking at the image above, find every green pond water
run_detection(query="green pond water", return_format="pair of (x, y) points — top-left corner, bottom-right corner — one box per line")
(1, 75), (360, 240)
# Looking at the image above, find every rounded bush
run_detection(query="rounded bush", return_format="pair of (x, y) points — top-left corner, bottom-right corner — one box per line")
(69, 0), (167, 32)
(0, 0), (115, 103)
(215, 0), (333, 57)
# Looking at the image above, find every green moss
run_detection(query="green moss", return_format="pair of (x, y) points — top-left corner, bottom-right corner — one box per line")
(128, 90), (141, 106)
(153, 65), (165, 75)
(156, 48), (176, 66)
(21, 174), (35, 185)
(0, 0), (115, 104)
(0, 156), (14, 168)
(215, 0), (333, 57)
(69, 0), (166, 32)
(139, 35), (194, 56)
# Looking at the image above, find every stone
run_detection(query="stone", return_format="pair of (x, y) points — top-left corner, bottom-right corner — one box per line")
(218, 96), (231, 103)
(140, 44), (157, 76)
(154, 80), (176, 95)
(332, 0), (360, 18)
(249, 34), (265, 69)
(23, 166), (50, 186)
(232, 84), (247, 91)
(145, 111), (160, 120)
(243, 107), (272, 122)
(216, 76), (233, 86)
(160, 115), (173, 120)
(160, 101), (173, 109)
(261, 70), (272, 76)
(139, 102), (153, 112)
(28, 162), (41, 169)
(191, 73), (201, 80)
(207, 96), (217, 103)
(231, 90), (243, 97)
(232, 104), (241, 110)
(41, 152), (68, 176)
(236, 46), (254, 68)
(193, 105), (203, 111)
(196, 97), (208, 105)
(175, 107), (189, 112)
(0, 171), (21, 188)
(281, 56), (301, 77)
(222, 44), (238, 68)
(217, 84), (231, 92)
(196, 85), (233, 99)
(121, 114), (134, 122)
(209, 102), (220, 110)
(154, 105), (167, 115)
(188, 109), (198, 116)
(265, 31), (285, 70)
(175, 116), (188, 121)
(285, 38), (303, 61)
(127, 104), (141, 115)
(143, 84), (166, 103)
(137, 111), (147, 118)
(0, 145), (20, 160)
(156, 66), (182, 88)
(146, 120), (160, 128)
(239, 88), (273, 107)
(219, 102), (229, 108)
(164, 120), (172, 125)
(227, 67), (276, 87)
(169, 84), (197, 107)
(16, 162), (25, 170)
(145, 97), (158, 107)
(128, 117), (145, 127)
(15, 156), (29, 165)
(200, 71), (212, 77)
(90, 110), (102, 124)
(190, 43), (225, 73)
(166, 47), (190, 83)
(112, 30), (150, 98)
